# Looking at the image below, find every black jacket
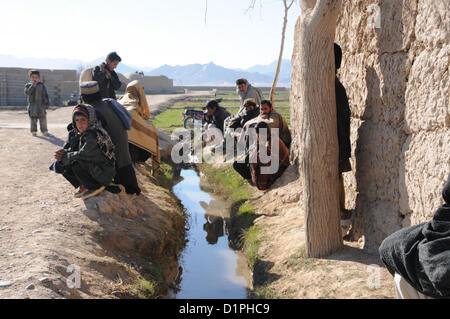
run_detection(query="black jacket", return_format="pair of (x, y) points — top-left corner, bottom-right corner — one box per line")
(92, 63), (122, 99)
(379, 176), (450, 298)
(240, 107), (260, 128)
(93, 100), (131, 168)
(206, 106), (231, 133)
(63, 123), (80, 151)
(227, 108), (260, 130)
(336, 76), (351, 167)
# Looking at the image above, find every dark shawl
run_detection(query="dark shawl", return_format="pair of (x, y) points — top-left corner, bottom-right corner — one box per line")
(240, 107), (260, 128)
(93, 100), (131, 168)
(379, 175), (450, 298)
(211, 106), (231, 133)
(335, 78), (351, 164)
(334, 43), (351, 172)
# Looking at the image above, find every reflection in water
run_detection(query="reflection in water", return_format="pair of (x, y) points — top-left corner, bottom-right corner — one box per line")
(172, 169), (251, 299)
(204, 215), (225, 245)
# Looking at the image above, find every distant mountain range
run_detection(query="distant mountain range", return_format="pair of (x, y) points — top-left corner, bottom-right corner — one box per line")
(244, 59), (291, 79)
(0, 54), (291, 86)
(147, 61), (291, 86)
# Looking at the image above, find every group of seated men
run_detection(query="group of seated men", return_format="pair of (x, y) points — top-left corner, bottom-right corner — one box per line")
(202, 43), (352, 203)
(201, 78), (292, 191)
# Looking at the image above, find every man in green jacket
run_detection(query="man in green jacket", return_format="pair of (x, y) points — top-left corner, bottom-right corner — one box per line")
(55, 104), (116, 200)
(24, 70), (50, 136)
(80, 81), (141, 195)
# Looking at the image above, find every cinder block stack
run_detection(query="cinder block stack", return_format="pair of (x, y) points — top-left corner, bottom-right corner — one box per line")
(40, 71), (63, 106)
(4, 68), (29, 106)
(0, 71), (7, 106)
(62, 81), (79, 101)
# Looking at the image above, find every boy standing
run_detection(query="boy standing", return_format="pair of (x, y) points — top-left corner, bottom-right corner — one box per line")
(92, 52), (122, 100)
(24, 70), (50, 136)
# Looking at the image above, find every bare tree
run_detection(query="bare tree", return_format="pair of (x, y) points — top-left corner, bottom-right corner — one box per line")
(244, 0), (296, 104)
(204, 0), (208, 24)
(270, 0), (295, 105)
(291, 0), (343, 257)
(245, 0), (259, 14)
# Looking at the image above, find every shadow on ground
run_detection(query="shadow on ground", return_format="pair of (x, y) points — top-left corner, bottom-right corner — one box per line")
(36, 135), (66, 147)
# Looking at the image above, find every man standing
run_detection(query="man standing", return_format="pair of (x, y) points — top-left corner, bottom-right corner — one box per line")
(334, 43), (352, 218)
(93, 52), (122, 99)
(24, 70), (50, 137)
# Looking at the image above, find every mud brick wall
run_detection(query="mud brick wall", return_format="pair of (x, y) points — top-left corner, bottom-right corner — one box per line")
(334, 0), (449, 252)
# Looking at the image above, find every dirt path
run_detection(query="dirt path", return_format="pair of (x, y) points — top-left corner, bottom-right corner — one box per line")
(145, 91), (213, 116)
(0, 91), (213, 130)
(245, 165), (397, 299)
(0, 93), (196, 299)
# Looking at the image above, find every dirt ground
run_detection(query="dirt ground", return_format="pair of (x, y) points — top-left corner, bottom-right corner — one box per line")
(0, 91), (398, 299)
(248, 165), (397, 299)
(0, 93), (199, 299)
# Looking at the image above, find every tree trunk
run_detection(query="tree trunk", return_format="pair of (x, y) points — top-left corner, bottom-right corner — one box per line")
(291, 0), (343, 257)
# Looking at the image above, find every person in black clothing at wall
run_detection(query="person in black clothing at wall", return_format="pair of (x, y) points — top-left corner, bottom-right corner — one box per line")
(334, 43), (352, 219)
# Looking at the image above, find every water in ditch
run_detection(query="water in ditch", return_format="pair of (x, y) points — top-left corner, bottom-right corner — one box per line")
(170, 169), (252, 299)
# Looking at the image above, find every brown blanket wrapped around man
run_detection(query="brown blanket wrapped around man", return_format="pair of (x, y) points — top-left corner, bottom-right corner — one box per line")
(119, 80), (160, 172)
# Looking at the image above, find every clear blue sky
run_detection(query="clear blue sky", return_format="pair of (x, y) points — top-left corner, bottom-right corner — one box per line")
(0, 0), (300, 69)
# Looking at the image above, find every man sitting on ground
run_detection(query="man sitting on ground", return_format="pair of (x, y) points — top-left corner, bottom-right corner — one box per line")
(233, 121), (290, 190)
(80, 81), (141, 195)
(203, 99), (231, 134)
(379, 175), (450, 299)
(222, 98), (260, 159)
(55, 104), (115, 200)
(203, 100), (231, 152)
(228, 98), (260, 131)
(240, 99), (291, 150)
